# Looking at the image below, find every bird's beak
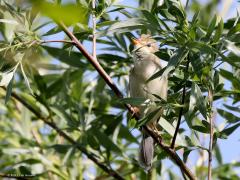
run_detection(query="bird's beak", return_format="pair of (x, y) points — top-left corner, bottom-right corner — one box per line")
(131, 38), (140, 45)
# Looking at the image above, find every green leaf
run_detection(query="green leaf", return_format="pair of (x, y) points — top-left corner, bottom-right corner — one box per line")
(32, 1), (88, 25)
(0, 70), (14, 87)
(119, 125), (138, 143)
(219, 122), (240, 138)
(20, 63), (33, 94)
(227, 23), (240, 36)
(158, 117), (187, 146)
(219, 68), (240, 89)
(141, 10), (161, 31)
(147, 48), (188, 82)
(19, 159), (41, 165)
(217, 109), (239, 123)
(5, 75), (14, 104)
(0, 19), (18, 25)
(91, 129), (122, 154)
(190, 83), (207, 119)
(224, 104), (240, 113)
(42, 26), (62, 36)
(187, 41), (213, 54)
(46, 78), (64, 98)
(136, 107), (161, 127)
(192, 125), (209, 133)
(225, 40), (240, 57)
(206, 14), (217, 39)
(183, 148), (193, 163)
(50, 144), (72, 154)
(214, 144), (222, 164)
(51, 106), (79, 128)
(119, 97), (147, 106)
(42, 46), (86, 67)
(213, 17), (223, 43)
(99, 18), (149, 37)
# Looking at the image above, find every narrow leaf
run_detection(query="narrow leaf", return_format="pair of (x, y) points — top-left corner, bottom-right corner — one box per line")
(213, 17), (223, 43)
(190, 83), (207, 119)
(20, 63), (33, 94)
(206, 15), (217, 39)
(5, 76), (14, 104)
(217, 109), (239, 123)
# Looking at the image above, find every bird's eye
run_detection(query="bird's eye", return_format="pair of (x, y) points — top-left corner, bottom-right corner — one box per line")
(147, 44), (151, 47)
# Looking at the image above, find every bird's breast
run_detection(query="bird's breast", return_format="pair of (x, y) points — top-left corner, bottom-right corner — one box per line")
(133, 60), (159, 81)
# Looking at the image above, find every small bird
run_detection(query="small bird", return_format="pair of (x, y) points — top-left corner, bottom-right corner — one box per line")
(129, 34), (168, 170)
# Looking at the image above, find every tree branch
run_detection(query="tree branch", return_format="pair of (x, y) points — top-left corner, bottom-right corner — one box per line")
(58, 22), (196, 180)
(0, 87), (124, 180)
(207, 87), (214, 180)
(171, 59), (190, 149)
(92, 0), (97, 60)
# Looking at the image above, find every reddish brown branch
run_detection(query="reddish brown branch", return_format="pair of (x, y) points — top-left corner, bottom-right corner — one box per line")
(59, 22), (123, 98)
(58, 22), (196, 180)
(92, 0), (97, 60)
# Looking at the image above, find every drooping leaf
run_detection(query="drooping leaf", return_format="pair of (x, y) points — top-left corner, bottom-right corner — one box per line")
(189, 82), (207, 119)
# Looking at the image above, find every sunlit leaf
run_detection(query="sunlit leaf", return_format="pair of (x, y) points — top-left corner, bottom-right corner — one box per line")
(32, 1), (88, 25)
(0, 70), (14, 87)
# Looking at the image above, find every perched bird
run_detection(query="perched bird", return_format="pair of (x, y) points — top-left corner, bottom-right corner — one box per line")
(129, 34), (168, 170)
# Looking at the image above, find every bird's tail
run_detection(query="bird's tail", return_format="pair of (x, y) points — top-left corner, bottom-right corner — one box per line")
(139, 130), (154, 171)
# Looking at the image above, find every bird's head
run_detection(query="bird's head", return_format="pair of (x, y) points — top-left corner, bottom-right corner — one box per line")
(132, 34), (158, 54)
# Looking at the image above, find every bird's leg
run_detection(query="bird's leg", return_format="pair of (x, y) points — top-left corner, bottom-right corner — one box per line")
(147, 122), (161, 136)
(131, 106), (141, 117)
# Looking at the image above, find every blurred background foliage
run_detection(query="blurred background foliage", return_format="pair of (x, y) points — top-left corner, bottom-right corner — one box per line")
(0, 0), (240, 179)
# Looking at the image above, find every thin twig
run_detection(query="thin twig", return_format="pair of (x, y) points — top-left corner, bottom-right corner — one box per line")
(171, 58), (190, 149)
(0, 173), (30, 180)
(207, 88), (213, 180)
(58, 22), (196, 180)
(185, 0), (189, 10)
(92, 0), (97, 60)
(0, 87), (124, 180)
(40, 40), (75, 44)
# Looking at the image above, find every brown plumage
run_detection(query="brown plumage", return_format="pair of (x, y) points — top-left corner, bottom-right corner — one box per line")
(129, 34), (168, 170)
